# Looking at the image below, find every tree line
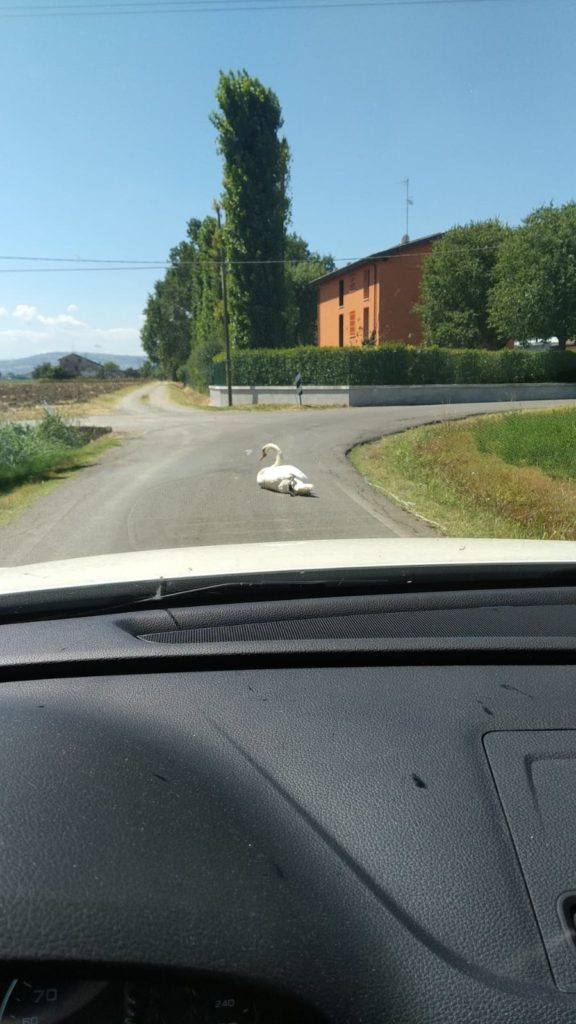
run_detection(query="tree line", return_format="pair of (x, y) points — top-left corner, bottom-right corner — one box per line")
(141, 71), (334, 387)
(31, 360), (140, 380)
(418, 202), (576, 351)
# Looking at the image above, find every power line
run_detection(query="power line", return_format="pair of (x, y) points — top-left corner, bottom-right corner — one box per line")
(0, 265), (168, 273)
(0, 253), (353, 265)
(0, 253), (355, 264)
(0, 254), (170, 264)
(0, 262), (341, 273)
(0, 242), (519, 265)
(0, 248), (513, 272)
(0, 0), (533, 7)
(0, 0), (540, 19)
(3, 0), (345, 7)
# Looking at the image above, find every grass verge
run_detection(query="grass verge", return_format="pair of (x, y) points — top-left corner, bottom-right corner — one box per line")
(349, 408), (576, 540)
(166, 383), (211, 408)
(0, 423), (120, 528)
(0, 413), (102, 490)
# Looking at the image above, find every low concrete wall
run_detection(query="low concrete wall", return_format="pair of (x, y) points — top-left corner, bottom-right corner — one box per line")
(210, 382), (576, 407)
(349, 382), (576, 406)
(209, 385), (349, 407)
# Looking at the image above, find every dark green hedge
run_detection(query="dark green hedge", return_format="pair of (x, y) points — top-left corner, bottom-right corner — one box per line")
(212, 347), (350, 386)
(212, 345), (576, 387)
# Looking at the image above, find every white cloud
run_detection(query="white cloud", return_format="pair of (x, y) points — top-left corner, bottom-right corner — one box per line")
(11, 304), (84, 328)
(0, 303), (144, 359)
(0, 307), (7, 318)
(36, 312), (85, 327)
(13, 304), (38, 322)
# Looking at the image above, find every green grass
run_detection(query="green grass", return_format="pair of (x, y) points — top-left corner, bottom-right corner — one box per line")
(0, 430), (120, 527)
(349, 408), (576, 540)
(472, 408), (576, 481)
(0, 412), (94, 491)
(166, 383), (210, 408)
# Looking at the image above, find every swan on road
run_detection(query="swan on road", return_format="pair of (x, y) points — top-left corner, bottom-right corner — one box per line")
(257, 442), (314, 496)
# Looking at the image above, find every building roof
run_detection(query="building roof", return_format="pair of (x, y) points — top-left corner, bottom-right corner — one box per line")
(311, 232), (444, 285)
(58, 353), (103, 370)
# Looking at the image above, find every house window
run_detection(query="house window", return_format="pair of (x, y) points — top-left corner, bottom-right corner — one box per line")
(338, 314), (344, 347)
(363, 268), (370, 300)
(349, 310), (356, 340)
(338, 280), (344, 307)
(363, 307), (369, 339)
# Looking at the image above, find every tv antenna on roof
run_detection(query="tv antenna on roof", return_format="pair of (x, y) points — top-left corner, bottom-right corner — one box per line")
(399, 177), (413, 242)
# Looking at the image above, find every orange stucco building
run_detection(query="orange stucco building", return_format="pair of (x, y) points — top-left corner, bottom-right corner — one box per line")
(315, 233), (442, 347)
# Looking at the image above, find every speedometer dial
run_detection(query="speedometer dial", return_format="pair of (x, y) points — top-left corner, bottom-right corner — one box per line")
(0, 975), (308, 1023)
(0, 980), (108, 1023)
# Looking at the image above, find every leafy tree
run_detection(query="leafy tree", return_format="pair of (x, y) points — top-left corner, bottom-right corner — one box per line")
(32, 362), (54, 379)
(489, 202), (576, 351)
(140, 299), (161, 367)
(31, 362), (72, 380)
(416, 219), (511, 349)
(185, 215), (225, 389)
(211, 70), (290, 348)
(141, 73), (333, 379)
(141, 222), (198, 378)
(136, 360), (159, 379)
(141, 214), (227, 389)
(99, 361), (123, 378)
(283, 233), (335, 346)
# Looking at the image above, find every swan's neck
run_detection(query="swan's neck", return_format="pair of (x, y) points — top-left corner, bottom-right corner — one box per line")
(264, 446), (282, 466)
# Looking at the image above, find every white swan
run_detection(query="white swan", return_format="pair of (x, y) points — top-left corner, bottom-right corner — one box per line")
(257, 442), (314, 496)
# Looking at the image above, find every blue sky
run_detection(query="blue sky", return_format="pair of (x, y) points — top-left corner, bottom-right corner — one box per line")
(0, 0), (575, 359)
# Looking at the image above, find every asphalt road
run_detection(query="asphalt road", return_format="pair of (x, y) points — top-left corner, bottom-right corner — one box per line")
(1, 382), (575, 566)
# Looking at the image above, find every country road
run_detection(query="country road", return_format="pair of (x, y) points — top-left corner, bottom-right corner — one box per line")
(1, 382), (575, 567)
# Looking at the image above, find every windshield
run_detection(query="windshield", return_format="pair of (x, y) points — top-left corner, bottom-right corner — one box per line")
(1, 0), (575, 580)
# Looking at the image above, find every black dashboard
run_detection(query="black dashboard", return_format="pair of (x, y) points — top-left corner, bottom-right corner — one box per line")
(0, 972), (312, 1022)
(2, 576), (576, 1023)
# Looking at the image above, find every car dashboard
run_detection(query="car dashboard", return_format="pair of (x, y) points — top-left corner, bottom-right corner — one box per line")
(1, 574), (576, 1023)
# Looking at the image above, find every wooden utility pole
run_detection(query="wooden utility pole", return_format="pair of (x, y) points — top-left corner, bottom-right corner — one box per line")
(213, 201), (232, 407)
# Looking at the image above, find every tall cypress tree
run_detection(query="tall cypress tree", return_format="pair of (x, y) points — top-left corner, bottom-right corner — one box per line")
(211, 70), (290, 349)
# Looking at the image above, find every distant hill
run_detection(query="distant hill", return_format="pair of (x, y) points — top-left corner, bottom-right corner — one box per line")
(0, 352), (146, 378)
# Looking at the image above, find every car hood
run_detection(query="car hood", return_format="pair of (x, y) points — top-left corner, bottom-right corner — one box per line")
(0, 537), (575, 595)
